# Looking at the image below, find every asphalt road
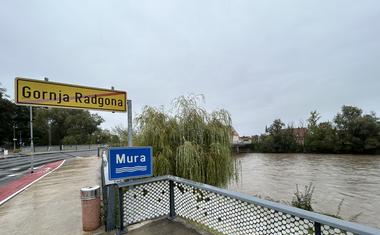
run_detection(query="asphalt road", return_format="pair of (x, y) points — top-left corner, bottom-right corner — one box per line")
(0, 150), (97, 187)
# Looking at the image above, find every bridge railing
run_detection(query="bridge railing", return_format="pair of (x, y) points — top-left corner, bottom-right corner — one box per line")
(116, 175), (380, 235)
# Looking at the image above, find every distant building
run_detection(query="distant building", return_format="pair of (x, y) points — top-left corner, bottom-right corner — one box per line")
(292, 127), (308, 145)
(231, 128), (240, 144)
(239, 136), (252, 144)
(251, 135), (260, 143)
(230, 127), (254, 145)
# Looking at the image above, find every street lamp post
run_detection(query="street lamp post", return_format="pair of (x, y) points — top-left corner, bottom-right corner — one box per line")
(19, 131), (22, 146)
(44, 77), (52, 151)
(48, 118), (52, 150)
(13, 124), (17, 151)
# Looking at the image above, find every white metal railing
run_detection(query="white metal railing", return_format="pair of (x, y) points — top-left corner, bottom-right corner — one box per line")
(116, 175), (380, 235)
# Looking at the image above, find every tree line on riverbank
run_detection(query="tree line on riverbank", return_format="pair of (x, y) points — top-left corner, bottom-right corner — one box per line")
(252, 106), (380, 154)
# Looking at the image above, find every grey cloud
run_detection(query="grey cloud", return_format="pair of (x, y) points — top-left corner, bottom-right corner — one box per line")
(1, 0), (379, 135)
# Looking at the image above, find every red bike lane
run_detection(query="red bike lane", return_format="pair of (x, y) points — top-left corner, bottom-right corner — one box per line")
(0, 160), (65, 205)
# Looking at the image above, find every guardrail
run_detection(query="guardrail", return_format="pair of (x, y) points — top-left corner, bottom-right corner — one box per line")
(20, 144), (100, 153)
(115, 175), (380, 235)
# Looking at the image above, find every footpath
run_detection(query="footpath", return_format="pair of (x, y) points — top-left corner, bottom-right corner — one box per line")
(0, 156), (102, 235)
(0, 155), (205, 235)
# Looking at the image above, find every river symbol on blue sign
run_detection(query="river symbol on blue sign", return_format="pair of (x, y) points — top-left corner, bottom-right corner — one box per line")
(108, 147), (153, 180)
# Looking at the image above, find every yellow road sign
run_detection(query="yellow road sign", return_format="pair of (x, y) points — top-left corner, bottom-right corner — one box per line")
(15, 77), (127, 112)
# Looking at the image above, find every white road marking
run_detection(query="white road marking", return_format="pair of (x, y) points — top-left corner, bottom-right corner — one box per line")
(6, 174), (21, 177)
(0, 160), (66, 206)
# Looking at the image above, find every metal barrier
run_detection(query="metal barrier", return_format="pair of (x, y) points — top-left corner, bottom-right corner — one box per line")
(116, 175), (380, 235)
(99, 146), (117, 232)
(21, 144), (100, 153)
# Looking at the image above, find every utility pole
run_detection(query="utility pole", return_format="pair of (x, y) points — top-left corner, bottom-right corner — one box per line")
(30, 106), (34, 173)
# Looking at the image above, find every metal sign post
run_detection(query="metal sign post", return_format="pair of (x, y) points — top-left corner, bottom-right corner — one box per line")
(29, 106), (34, 173)
(127, 100), (132, 147)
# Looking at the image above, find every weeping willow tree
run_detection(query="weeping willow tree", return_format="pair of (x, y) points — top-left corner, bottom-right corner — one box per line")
(134, 95), (236, 186)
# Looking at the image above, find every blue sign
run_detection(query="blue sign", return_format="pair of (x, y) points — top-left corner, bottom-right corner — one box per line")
(108, 147), (153, 180)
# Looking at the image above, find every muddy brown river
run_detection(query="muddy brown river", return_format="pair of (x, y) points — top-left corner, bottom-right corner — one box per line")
(228, 153), (380, 229)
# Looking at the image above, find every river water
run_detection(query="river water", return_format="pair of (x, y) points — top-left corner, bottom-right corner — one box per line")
(228, 153), (380, 229)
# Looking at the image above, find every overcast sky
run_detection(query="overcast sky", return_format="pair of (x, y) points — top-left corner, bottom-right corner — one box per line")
(1, 1), (379, 135)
